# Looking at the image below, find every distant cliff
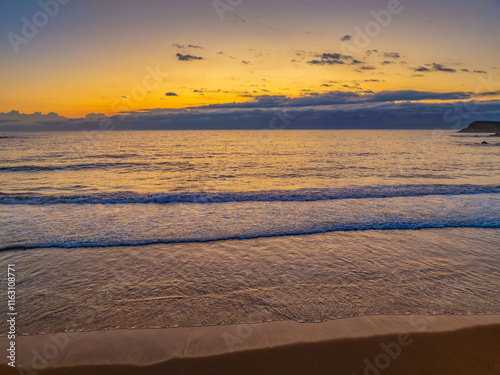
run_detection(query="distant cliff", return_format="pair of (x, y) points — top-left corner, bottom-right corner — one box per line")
(458, 121), (500, 133)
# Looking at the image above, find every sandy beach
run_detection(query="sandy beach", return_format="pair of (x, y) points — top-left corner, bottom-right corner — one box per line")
(2, 314), (499, 375)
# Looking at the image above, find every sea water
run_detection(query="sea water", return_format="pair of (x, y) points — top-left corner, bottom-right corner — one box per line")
(0, 130), (498, 334)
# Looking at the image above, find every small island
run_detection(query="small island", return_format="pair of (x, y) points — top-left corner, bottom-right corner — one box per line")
(458, 120), (500, 133)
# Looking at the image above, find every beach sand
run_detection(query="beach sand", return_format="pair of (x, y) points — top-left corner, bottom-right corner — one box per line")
(2, 314), (499, 374)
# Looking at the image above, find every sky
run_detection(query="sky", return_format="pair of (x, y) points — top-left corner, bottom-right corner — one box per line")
(0, 0), (499, 130)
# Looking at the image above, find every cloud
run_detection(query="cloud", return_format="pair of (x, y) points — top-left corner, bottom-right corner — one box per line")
(3, 93), (500, 132)
(430, 63), (456, 72)
(413, 63), (487, 74)
(369, 90), (470, 102)
(413, 66), (429, 72)
(173, 43), (204, 49)
(0, 110), (66, 124)
(307, 53), (354, 65)
(141, 98), (499, 130)
(85, 113), (106, 119)
(342, 84), (359, 89)
(412, 63), (456, 73)
(359, 65), (375, 70)
(6, 90), (483, 129)
(381, 61), (394, 65)
(308, 59), (344, 65)
(321, 53), (350, 59)
(384, 52), (400, 58)
(474, 90), (500, 97)
(176, 53), (204, 61)
(242, 60), (250, 64)
(460, 68), (487, 74)
(188, 90), (476, 110)
(340, 35), (352, 41)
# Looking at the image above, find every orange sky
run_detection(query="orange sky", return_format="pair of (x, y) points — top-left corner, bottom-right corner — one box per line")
(1, 0), (499, 118)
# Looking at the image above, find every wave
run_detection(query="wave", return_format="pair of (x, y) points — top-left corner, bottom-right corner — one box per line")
(0, 184), (499, 205)
(0, 162), (151, 172)
(2, 222), (498, 251)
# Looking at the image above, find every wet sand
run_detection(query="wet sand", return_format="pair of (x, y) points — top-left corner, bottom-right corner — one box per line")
(3, 228), (499, 335)
(2, 314), (499, 374)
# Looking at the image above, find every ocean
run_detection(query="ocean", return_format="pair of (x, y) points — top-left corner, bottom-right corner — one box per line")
(0, 129), (499, 334)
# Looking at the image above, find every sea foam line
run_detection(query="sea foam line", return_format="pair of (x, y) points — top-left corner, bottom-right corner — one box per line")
(0, 184), (499, 205)
(2, 222), (499, 251)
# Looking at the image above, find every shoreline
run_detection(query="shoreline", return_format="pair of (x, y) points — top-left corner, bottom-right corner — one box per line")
(3, 225), (500, 253)
(2, 314), (499, 374)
